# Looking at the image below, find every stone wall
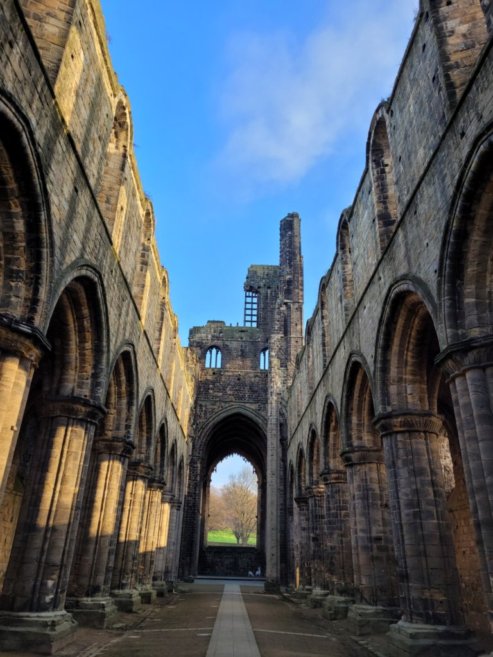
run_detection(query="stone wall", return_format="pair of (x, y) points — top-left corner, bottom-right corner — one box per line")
(0, 0), (194, 647)
(286, 0), (493, 643)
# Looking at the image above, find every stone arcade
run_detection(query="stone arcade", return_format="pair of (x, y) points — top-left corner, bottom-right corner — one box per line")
(0, 0), (492, 655)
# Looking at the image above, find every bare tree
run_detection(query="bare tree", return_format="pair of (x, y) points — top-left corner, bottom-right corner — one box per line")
(208, 486), (228, 531)
(221, 467), (257, 545)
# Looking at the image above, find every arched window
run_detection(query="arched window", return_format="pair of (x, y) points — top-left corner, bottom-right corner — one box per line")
(205, 346), (222, 368)
(260, 348), (269, 370)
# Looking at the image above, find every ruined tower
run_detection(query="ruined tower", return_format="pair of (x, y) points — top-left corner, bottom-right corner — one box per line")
(180, 213), (303, 586)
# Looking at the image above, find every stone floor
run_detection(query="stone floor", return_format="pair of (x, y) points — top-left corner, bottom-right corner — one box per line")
(1, 581), (493, 657)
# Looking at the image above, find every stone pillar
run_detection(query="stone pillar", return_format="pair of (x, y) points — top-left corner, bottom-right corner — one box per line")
(153, 492), (172, 595)
(167, 499), (183, 584)
(111, 461), (151, 612)
(65, 436), (134, 627)
(163, 494), (177, 585)
(438, 340), (493, 631)
(0, 396), (103, 653)
(0, 320), (47, 505)
(138, 479), (164, 602)
(307, 484), (325, 589)
(342, 447), (398, 634)
(293, 495), (310, 588)
(375, 411), (473, 653)
(321, 469), (353, 594)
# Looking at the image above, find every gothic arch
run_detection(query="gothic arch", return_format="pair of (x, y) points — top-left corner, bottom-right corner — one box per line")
(336, 209), (354, 322)
(154, 420), (168, 483)
(136, 391), (155, 464)
(320, 396), (343, 472)
(368, 103), (398, 251)
(96, 94), (131, 238)
(341, 354), (378, 452)
(440, 127), (493, 345)
(0, 95), (51, 327)
(375, 278), (438, 412)
(307, 426), (320, 485)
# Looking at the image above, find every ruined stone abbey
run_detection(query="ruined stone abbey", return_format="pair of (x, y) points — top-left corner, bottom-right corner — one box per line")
(0, 0), (492, 654)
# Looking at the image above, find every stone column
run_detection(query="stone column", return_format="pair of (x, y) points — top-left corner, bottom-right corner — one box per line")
(166, 498), (183, 586)
(162, 494), (176, 585)
(321, 469), (353, 594)
(138, 478), (164, 603)
(293, 495), (310, 588)
(153, 492), (172, 595)
(375, 411), (473, 653)
(0, 396), (103, 653)
(65, 436), (134, 627)
(342, 446), (398, 634)
(111, 461), (151, 612)
(438, 340), (493, 632)
(307, 484), (325, 589)
(0, 320), (47, 505)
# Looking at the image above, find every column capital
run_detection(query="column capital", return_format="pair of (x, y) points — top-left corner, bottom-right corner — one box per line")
(0, 315), (50, 365)
(374, 410), (444, 437)
(94, 436), (135, 457)
(127, 460), (153, 479)
(162, 492), (174, 503)
(341, 446), (384, 466)
(320, 468), (346, 485)
(40, 396), (106, 424)
(294, 494), (309, 506)
(148, 477), (165, 491)
(436, 335), (493, 379)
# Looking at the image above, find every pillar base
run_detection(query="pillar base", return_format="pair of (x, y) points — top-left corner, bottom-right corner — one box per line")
(111, 589), (142, 613)
(348, 604), (399, 635)
(307, 589), (331, 608)
(153, 582), (169, 597)
(264, 579), (280, 593)
(387, 620), (476, 656)
(65, 596), (118, 629)
(322, 595), (354, 620)
(139, 588), (157, 604)
(0, 610), (77, 654)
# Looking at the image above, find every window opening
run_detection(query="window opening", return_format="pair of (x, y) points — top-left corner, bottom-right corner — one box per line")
(205, 346), (222, 368)
(260, 348), (269, 370)
(244, 290), (258, 327)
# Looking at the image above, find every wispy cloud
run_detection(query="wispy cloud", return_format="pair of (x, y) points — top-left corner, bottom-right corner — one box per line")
(214, 1), (418, 197)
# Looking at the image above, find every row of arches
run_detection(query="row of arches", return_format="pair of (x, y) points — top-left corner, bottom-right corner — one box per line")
(288, 123), (493, 635)
(0, 271), (186, 629)
(0, 76), (188, 643)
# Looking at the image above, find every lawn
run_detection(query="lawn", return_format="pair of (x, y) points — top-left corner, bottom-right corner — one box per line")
(207, 529), (257, 546)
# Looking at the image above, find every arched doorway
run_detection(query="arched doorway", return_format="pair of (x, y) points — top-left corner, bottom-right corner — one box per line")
(180, 409), (267, 578)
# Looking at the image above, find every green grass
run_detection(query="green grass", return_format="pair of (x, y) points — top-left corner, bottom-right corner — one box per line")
(207, 529), (257, 546)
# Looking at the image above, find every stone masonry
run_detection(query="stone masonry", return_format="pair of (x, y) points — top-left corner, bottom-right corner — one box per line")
(0, 1), (492, 656)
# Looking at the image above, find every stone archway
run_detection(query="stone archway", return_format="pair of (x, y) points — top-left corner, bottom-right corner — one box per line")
(180, 409), (267, 579)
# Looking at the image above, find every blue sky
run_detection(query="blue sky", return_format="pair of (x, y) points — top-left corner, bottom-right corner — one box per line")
(100, 0), (418, 348)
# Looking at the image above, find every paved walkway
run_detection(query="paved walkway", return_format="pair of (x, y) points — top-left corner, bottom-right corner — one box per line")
(206, 581), (261, 657)
(0, 581), (374, 657)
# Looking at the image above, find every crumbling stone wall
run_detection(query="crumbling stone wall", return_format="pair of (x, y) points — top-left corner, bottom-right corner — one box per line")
(287, 0), (493, 641)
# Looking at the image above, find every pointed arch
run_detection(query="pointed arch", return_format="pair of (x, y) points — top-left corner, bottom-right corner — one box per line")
(341, 355), (378, 452)
(0, 96), (51, 326)
(154, 420), (168, 482)
(368, 104), (398, 251)
(136, 392), (155, 464)
(97, 95), (131, 239)
(307, 427), (320, 486)
(133, 202), (154, 318)
(440, 127), (493, 344)
(337, 210), (354, 322)
(321, 397), (343, 472)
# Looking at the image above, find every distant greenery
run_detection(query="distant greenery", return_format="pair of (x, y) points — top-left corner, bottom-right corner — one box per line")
(208, 529), (256, 546)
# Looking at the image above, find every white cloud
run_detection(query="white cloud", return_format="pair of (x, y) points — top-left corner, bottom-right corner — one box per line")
(214, 0), (418, 195)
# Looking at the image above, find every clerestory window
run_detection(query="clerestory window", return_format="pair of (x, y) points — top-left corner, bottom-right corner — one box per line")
(205, 346), (222, 369)
(244, 290), (258, 327)
(260, 348), (269, 370)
